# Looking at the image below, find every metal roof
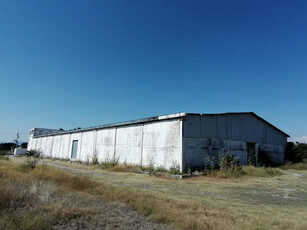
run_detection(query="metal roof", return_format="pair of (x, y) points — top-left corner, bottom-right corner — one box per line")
(32, 112), (289, 138)
(32, 112), (186, 137)
(186, 112), (290, 137)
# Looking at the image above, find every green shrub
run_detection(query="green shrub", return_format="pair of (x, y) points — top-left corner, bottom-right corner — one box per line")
(155, 166), (168, 173)
(100, 155), (119, 168)
(285, 142), (307, 163)
(169, 161), (181, 175)
(219, 154), (242, 178)
(91, 151), (99, 165)
(146, 158), (156, 175)
(258, 149), (275, 167)
(19, 158), (37, 171)
(19, 150), (42, 171)
(26, 150), (41, 158)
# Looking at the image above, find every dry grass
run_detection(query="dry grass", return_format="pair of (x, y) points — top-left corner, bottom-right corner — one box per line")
(0, 150), (11, 155)
(242, 166), (283, 177)
(280, 162), (307, 170)
(100, 163), (143, 173)
(2, 157), (307, 230)
(0, 160), (172, 230)
(203, 165), (282, 179)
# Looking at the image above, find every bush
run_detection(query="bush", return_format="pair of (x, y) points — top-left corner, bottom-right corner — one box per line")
(19, 150), (42, 171)
(285, 142), (307, 163)
(26, 150), (41, 158)
(146, 158), (156, 175)
(100, 155), (119, 168)
(20, 142), (28, 148)
(258, 149), (275, 167)
(169, 161), (181, 175)
(91, 151), (99, 165)
(0, 142), (16, 151)
(218, 154), (242, 178)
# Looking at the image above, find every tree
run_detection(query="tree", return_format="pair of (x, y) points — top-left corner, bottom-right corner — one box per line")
(0, 142), (16, 151)
(285, 142), (307, 163)
(21, 142), (28, 148)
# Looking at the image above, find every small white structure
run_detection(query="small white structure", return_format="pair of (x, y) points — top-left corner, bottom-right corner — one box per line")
(14, 147), (27, 156)
(27, 112), (289, 172)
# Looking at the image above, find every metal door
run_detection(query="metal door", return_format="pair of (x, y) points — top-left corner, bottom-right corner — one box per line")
(71, 140), (78, 159)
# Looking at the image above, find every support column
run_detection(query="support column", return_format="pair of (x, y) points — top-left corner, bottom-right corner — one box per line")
(140, 124), (144, 167)
(113, 127), (117, 160)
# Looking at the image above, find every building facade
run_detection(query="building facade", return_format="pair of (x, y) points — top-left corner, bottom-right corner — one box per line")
(27, 112), (289, 172)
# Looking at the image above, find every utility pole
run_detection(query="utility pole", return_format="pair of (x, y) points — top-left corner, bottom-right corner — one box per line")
(14, 132), (19, 147)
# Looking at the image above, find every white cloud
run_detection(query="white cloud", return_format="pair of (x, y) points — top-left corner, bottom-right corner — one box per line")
(291, 136), (307, 143)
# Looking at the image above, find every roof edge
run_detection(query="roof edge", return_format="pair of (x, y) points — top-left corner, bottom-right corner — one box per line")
(32, 112), (187, 138)
(31, 111), (289, 138)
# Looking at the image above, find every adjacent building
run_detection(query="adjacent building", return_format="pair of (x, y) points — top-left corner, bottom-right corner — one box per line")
(27, 112), (289, 172)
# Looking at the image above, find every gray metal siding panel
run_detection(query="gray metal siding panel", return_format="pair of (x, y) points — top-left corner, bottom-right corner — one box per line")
(217, 115), (227, 140)
(182, 113), (287, 169)
(229, 114), (243, 141)
(200, 115), (217, 138)
(184, 113), (287, 146)
(183, 115), (201, 137)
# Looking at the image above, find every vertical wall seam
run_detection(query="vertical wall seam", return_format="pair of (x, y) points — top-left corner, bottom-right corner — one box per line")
(181, 118), (184, 173)
(113, 127), (117, 159)
(59, 135), (62, 158)
(93, 130), (97, 156)
(79, 132), (83, 160)
(216, 116), (218, 139)
(140, 124), (144, 167)
(68, 133), (72, 159)
(50, 136), (54, 157)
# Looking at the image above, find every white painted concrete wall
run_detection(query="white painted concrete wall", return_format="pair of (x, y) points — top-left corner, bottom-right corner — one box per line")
(59, 134), (71, 159)
(142, 120), (182, 169)
(96, 128), (116, 162)
(28, 119), (183, 171)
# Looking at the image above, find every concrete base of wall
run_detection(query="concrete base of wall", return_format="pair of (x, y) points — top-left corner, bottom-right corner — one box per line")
(183, 137), (285, 171)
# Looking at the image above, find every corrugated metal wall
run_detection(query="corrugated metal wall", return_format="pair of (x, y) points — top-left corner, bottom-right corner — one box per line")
(183, 114), (287, 171)
(184, 114), (286, 145)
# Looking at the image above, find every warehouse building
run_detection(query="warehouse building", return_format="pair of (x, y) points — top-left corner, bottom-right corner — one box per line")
(27, 112), (289, 172)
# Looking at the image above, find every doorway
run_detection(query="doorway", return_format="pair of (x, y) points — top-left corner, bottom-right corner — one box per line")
(71, 140), (78, 159)
(247, 142), (256, 166)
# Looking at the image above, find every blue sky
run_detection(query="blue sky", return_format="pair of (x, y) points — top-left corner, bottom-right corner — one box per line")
(0, 0), (306, 143)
